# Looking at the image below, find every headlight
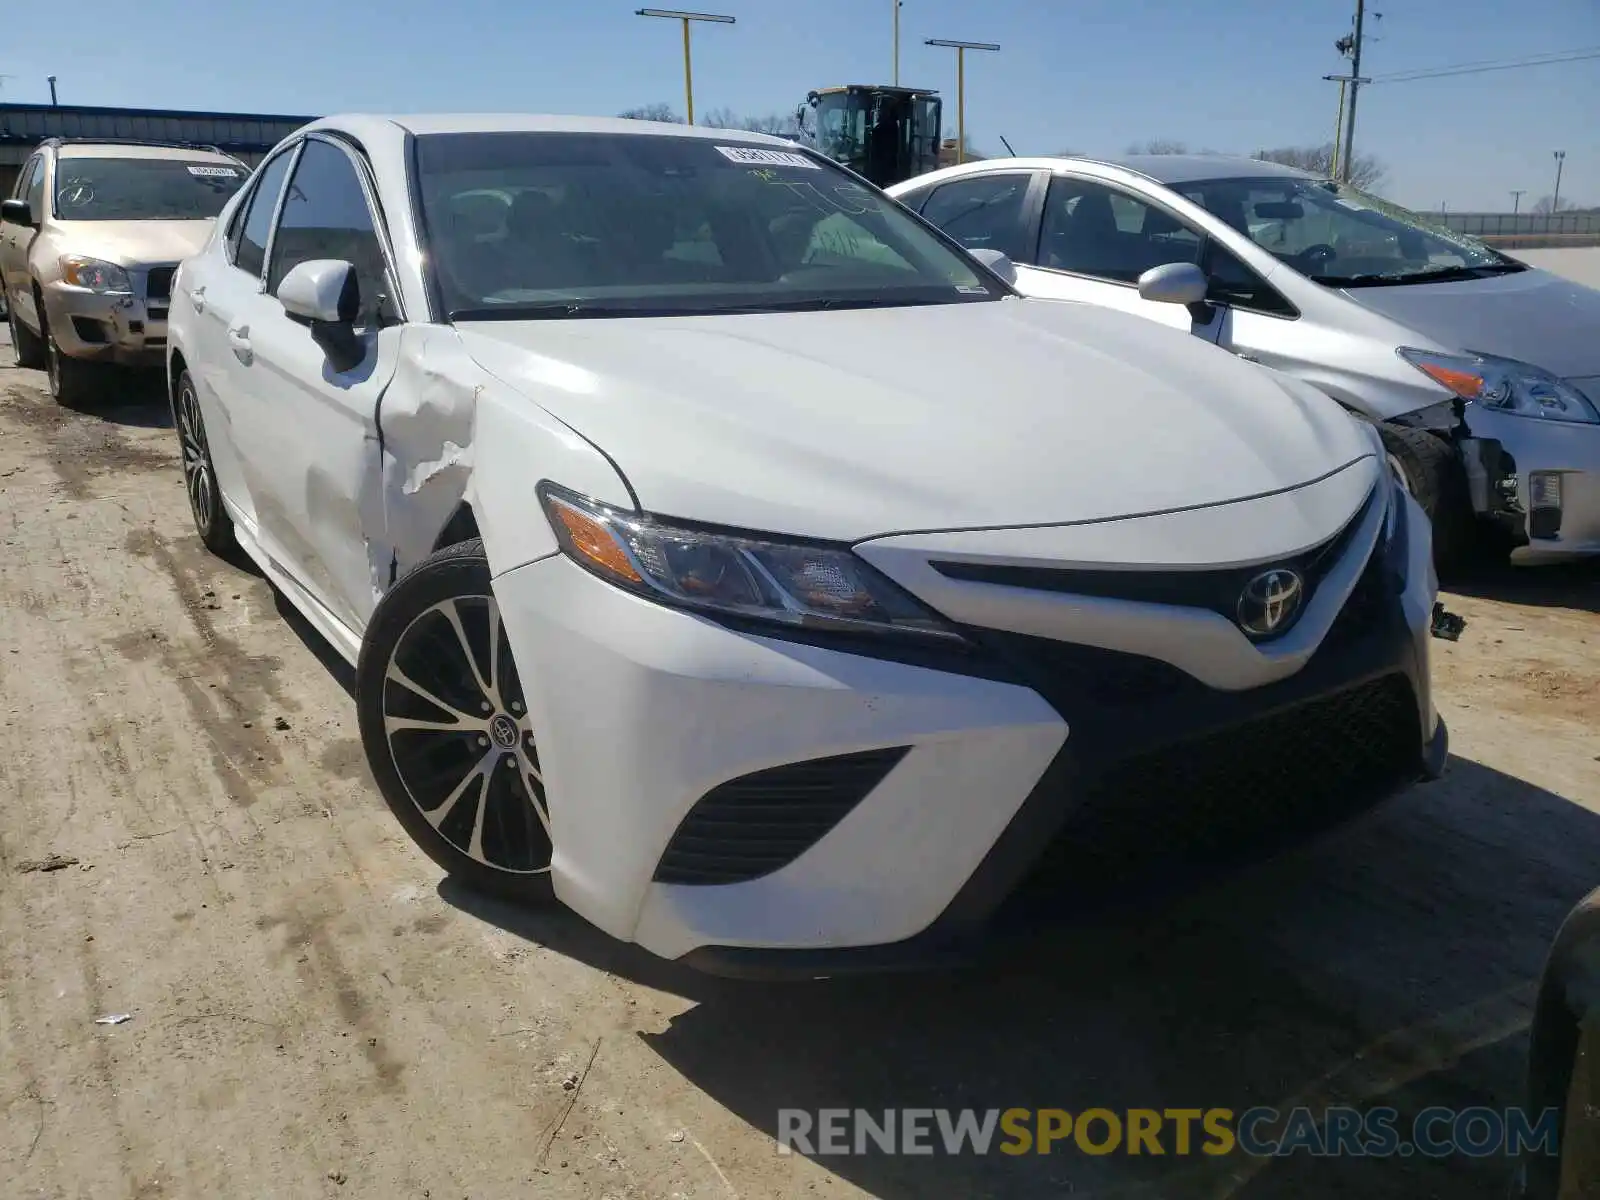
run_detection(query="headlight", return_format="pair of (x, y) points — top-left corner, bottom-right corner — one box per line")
(59, 256), (132, 294)
(1398, 347), (1599, 424)
(539, 485), (965, 644)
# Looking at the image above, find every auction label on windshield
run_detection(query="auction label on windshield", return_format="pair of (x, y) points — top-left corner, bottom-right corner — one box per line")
(714, 146), (820, 169)
(186, 165), (240, 177)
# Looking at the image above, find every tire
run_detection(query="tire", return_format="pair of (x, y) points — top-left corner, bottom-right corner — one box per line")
(9, 305), (44, 369)
(356, 539), (555, 904)
(42, 312), (100, 408)
(1379, 424), (1472, 573)
(171, 369), (236, 555)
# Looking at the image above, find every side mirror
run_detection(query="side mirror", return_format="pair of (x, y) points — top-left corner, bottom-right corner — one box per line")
(1137, 261), (1215, 325)
(277, 259), (365, 373)
(1, 198), (35, 228)
(968, 247), (1018, 286)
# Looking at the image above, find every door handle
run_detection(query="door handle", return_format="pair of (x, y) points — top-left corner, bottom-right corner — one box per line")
(189, 285), (206, 314)
(227, 324), (253, 364)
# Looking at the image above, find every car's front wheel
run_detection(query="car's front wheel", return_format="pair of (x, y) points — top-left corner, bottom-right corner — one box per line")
(1380, 424), (1471, 573)
(171, 369), (235, 554)
(42, 315), (100, 409)
(356, 539), (555, 904)
(9, 305), (44, 369)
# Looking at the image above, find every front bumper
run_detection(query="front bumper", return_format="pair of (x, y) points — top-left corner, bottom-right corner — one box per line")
(1462, 403), (1600, 563)
(490, 492), (1443, 977)
(42, 270), (173, 367)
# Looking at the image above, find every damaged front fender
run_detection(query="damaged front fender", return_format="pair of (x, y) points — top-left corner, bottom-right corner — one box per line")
(370, 327), (636, 603)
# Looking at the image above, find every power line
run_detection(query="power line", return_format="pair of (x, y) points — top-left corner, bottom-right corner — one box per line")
(1369, 46), (1600, 84)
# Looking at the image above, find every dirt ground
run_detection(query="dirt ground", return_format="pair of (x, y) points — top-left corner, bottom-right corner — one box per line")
(1, 335), (1597, 1200)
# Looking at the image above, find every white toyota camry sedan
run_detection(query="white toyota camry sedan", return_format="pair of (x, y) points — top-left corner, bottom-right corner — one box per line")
(166, 114), (1447, 975)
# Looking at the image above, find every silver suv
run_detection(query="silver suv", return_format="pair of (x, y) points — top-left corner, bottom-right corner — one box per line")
(1, 137), (249, 406)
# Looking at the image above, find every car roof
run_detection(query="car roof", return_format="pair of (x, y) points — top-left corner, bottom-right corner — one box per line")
(55, 142), (239, 162)
(1108, 153), (1318, 185)
(308, 112), (799, 147)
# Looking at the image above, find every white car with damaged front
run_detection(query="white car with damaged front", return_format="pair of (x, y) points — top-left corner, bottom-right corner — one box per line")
(166, 114), (1446, 976)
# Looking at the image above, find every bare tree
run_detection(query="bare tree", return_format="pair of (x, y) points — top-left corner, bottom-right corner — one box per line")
(1253, 143), (1386, 189)
(618, 103), (683, 123)
(700, 107), (802, 138)
(1127, 139), (1189, 155)
(1531, 194), (1582, 214)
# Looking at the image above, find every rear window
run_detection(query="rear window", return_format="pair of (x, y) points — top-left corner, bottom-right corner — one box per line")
(53, 157), (248, 221)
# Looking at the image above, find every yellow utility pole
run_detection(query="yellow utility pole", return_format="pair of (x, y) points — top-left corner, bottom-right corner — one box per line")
(925, 38), (1000, 165)
(636, 9), (735, 126)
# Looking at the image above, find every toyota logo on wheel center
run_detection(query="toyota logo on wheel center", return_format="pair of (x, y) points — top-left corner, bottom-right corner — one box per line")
(489, 713), (520, 749)
(1237, 568), (1305, 637)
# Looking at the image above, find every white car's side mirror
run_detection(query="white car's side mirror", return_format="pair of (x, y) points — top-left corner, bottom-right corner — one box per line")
(277, 258), (365, 373)
(278, 258), (358, 325)
(968, 247), (1018, 286)
(1137, 261), (1209, 306)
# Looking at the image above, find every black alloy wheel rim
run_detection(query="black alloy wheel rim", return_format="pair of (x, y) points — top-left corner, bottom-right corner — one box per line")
(382, 595), (551, 874)
(175, 379), (215, 532)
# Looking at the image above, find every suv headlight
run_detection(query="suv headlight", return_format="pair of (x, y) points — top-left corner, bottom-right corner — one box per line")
(539, 485), (965, 644)
(59, 256), (133, 295)
(1398, 347), (1599, 424)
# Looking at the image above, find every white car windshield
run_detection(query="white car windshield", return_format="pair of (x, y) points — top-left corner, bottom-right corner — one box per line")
(53, 158), (247, 221)
(413, 131), (1001, 318)
(1180, 175), (1525, 287)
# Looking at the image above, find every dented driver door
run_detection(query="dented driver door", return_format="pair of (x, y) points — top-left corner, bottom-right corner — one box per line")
(225, 137), (404, 637)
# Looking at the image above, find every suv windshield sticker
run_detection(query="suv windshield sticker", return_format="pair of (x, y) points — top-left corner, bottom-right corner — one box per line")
(186, 165), (240, 178)
(714, 146), (820, 170)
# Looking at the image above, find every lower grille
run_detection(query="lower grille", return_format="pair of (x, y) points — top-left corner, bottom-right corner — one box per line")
(1015, 673), (1420, 898)
(653, 747), (910, 885)
(145, 266), (176, 301)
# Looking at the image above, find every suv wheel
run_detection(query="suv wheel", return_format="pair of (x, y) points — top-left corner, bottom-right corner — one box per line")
(9, 306), (45, 370)
(42, 314), (100, 409)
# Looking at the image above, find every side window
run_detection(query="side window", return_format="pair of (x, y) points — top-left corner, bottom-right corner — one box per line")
(235, 150), (295, 279)
(1202, 242), (1296, 317)
(267, 139), (391, 326)
(1039, 177), (1201, 284)
(917, 174), (1033, 263)
(24, 156), (47, 219)
(11, 156), (36, 201)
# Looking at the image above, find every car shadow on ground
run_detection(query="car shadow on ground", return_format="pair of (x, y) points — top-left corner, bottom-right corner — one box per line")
(443, 757), (1600, 1199)
(1445, 557), (1600, 616)
(86, 368), (173, 429)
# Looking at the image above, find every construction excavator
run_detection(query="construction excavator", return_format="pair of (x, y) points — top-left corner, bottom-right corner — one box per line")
(799, 85), (943, 188)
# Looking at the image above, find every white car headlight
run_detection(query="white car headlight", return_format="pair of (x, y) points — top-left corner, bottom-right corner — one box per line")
(1398, 347), (1599, 424)
(59, 255), (133, 295)
(539, 485), (965, 644)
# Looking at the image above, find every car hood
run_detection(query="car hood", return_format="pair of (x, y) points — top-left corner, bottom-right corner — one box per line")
(455, 297), (1374, 543)
(1347, 267), (1600, 379)
(51, 219), (215, 267)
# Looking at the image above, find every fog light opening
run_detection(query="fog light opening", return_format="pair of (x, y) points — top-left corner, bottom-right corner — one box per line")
(1528, 472), (1563, 540)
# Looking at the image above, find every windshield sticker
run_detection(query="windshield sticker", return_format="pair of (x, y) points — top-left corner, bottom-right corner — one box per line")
(186, 165), (240, 178)
(714, 146), (820, 170)
(956, 285), (990, 294)
(1333, 198), (1369, 211)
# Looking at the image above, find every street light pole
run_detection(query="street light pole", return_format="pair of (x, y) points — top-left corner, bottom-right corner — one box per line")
(47, 75), (58, 106)
(1340, 0), (1366, 182)
(893, 0), (901, 86)
(925, 38), (1000, 165)
(1552, 150), (1567, 212)
(636, 9), (735, 126)
(1510, 190), (1525, 215)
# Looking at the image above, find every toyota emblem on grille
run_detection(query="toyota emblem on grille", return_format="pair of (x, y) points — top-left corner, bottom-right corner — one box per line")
(1237, 569), (1304, 637)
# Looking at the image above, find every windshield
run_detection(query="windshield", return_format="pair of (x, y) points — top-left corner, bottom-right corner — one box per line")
(52, 157), (247, 221)
(414, 131), (999, 319)
(1179, 175), (1520, 286)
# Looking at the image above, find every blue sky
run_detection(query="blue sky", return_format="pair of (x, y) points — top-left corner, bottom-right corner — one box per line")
(3, 0), (1596, 211)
